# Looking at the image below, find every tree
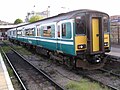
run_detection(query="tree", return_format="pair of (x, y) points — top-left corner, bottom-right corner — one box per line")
(14, 18), (23, 24)
(29, 15), (44, 23)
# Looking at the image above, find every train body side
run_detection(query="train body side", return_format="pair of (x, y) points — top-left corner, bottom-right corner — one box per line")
(8, 19), (76, 56)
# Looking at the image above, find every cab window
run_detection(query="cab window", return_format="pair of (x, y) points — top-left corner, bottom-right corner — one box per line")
(103, 16), (109, 33)
(75, 15), (86, 34)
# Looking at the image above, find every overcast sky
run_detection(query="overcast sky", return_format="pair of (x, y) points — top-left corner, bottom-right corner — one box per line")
(0, 0), (120, 23)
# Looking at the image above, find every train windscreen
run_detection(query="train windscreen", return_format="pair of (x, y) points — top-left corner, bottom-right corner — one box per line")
(103, 16), (109, 33)
(75, 15), (86, 35)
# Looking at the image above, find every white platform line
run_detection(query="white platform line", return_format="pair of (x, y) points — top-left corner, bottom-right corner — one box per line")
(0, 53), (14, 90)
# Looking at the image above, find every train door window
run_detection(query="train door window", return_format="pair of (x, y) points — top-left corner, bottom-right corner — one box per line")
(13, 31), (16, 36)
(9, 31), (11, 35)
(51, 25), (55, 37)
(40, 26), (43, 36)
(61, 22), (71, 39)
(22, 29), (25, 36)
(37, 26), (41, 36)
(75, 15), (86, 34)
(11, 31), (13, 36)
(58, 25), (60, 37)
(30, 28), (35, 36)
(62, 24), (66, 37)
(103, 16), (109, 33)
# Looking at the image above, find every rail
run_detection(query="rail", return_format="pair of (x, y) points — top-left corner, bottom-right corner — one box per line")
(1, 47), (27, 90)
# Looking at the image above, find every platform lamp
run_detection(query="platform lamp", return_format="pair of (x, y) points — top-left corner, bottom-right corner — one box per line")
(47, 6), (50, 18)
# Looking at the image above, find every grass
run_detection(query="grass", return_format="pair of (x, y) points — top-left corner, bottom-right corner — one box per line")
(66, 79), (110, 90)
(2, 40), (32, 55)
(2, 46), (11, 53)
(7, 66), (14, 76)
(13, 45), (32, 55)
(0, 40), (11, 53)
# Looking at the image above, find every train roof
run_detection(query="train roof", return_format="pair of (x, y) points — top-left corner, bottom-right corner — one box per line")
(34, 9), (108, 22)
(16, 9), (109, 28)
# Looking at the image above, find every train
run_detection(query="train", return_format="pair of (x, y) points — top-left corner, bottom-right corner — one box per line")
(7, 9), (110, 70)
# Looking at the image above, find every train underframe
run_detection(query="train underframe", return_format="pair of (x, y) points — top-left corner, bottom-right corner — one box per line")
(10, 39), (108, 70)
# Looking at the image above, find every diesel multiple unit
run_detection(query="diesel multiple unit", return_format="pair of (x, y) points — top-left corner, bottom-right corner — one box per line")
(7, 9), (110, 70)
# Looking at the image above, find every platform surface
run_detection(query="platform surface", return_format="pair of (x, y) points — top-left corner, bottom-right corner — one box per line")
(107, 46), (120, 57)
(0, 53), (14, 90)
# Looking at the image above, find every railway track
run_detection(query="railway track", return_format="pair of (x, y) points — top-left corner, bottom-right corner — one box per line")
(76, 69), (120, 90)
(76, 54), (120, 90)
(1, 45), (64, 90)
(2, 41), (120, 90)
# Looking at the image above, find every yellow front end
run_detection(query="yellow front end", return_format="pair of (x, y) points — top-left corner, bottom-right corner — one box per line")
(104, 34), (110, 52)
(75, 35), (87, 54)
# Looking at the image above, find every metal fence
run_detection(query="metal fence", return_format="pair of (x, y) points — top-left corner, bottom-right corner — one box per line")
(111, 25), (120, 44)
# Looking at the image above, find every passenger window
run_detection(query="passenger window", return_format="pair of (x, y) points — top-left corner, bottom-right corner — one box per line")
(61, 22), (71, 39)
(17, 30), (22, 36)
(25, 28), (35, 36)
(43, 26), (51, 37)
(41, 25), (55, 38)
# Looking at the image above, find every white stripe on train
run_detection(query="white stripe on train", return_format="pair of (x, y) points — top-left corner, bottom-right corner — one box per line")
(17, 37), (74, 45)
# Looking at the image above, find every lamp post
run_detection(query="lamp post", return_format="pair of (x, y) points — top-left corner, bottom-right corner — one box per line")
(47, 6), (50, 18)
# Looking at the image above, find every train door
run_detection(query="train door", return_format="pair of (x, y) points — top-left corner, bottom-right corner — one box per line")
(91, 17), (103, 52)
(92, 18), (100, 52)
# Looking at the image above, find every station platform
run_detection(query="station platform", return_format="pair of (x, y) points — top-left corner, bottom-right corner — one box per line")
(0, 53), (14, 90)
(107, 46), (120, 57)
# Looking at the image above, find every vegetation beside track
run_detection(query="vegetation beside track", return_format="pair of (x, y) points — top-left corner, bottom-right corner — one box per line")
(66, 79), (109, 90)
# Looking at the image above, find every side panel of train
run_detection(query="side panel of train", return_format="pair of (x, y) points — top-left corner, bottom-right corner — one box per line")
(37, 19), (75, 55)
(8, 19), (76, 55)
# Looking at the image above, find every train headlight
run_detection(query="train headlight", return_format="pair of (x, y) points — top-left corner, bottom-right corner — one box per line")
(104, 42), (108, 46)
(77, 44), (86, 49)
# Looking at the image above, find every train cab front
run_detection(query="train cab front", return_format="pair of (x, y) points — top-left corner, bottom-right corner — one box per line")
(74, 11), (110, 70)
